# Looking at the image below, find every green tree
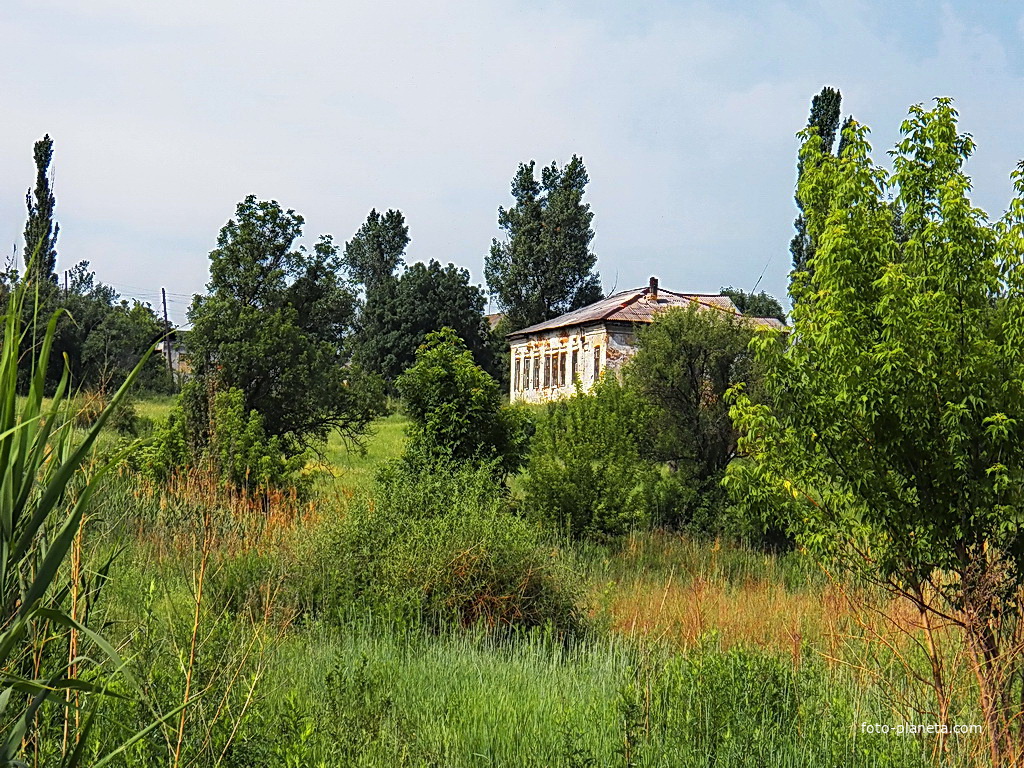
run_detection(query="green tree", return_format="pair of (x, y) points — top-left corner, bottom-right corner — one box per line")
(790, 87), (843, 275)
(729, 99), (1024, 760)
(485, 155), (602, 330)
(185, 196), (379, 455)
(625, 305), (756, 529)
(342, 208), (409, 293)
(719, 286), (786, 323)
(396, 327), (531, 477)
(356, 259), (500, 384)
(523, 376), (659, 540)
(80, 297), (171, 393)
(23, 134), (59, 285)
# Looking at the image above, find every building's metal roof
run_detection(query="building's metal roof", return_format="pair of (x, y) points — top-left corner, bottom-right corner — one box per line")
(507, 286), (785, 339)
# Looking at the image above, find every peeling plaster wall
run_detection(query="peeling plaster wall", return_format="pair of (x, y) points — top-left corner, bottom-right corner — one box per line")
(508, 322), (638, 403)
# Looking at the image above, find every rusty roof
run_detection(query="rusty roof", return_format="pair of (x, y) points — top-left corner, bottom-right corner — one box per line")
(507, 286), (785, 339)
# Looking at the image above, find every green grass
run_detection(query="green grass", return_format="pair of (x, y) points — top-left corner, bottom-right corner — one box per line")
(132, 393), (175, 423)
(83, 398), (969, 766)
(249, 622), (936, 767)
(318, 411), (410, 494)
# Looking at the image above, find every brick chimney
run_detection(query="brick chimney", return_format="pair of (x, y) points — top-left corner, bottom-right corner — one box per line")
(648, 276), (659, 301)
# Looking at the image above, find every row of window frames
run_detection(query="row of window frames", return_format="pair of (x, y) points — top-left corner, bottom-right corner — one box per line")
(513, 346), (601, 392)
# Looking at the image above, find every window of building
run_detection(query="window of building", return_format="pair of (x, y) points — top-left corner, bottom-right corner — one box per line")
(514, 358), (521, 391)
(571, 350), (578, 383)
(560, 351), (567, 387)
(593, 345), (601, 380)
(543, 354), (550, 388)
(533, 357), (540, 389)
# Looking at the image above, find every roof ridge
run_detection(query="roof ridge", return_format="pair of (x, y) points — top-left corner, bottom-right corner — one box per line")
(598, 289), (645, 322)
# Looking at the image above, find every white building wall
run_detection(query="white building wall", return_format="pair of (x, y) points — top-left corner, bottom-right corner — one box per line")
(508, 323), (637, 403)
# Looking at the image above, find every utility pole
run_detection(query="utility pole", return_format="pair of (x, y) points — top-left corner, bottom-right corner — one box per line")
(64, 270), (68, 296)
(161, 287), (173, 375)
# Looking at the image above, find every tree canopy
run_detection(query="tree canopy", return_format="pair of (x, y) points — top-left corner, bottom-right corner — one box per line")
(355, 259), (499, 384)
(342, 208), (409, 294)
(23, 134), (59, 286)
(626, 304), (756, 527)
(719, 286), (786, 323)
(186, 196), (379, 452)
(485, 156), (602, 330)
(730, 99), (1024, 755)
(396, 327), (530, 477)
(790, 87), (845, 276)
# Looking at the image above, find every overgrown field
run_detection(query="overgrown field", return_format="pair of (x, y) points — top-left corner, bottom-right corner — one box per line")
(36, 406), (979, 767)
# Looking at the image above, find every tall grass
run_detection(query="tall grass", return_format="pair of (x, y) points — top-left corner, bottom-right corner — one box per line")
(196, 619), (936, 767)
(0, 272), (167, 765)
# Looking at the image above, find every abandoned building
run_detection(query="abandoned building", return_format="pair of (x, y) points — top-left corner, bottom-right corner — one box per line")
(506, 277), (785, 404)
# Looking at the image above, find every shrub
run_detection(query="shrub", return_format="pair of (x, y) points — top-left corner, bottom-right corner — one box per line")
(140, 385), (306, 491)
(522, 377), (662, 541)
(624, 303), (757, 532)
(296, 460), (582, 632)
(396, 327), (533, 476)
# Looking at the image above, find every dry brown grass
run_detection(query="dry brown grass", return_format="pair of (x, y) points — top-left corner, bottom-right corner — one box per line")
(122, 467), (322, 563)
(593, 532), (928, 665)
(607, 575), (845, 657)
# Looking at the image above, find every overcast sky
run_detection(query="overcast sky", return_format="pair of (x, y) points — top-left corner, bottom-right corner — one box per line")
(2, 0), (1023, 323)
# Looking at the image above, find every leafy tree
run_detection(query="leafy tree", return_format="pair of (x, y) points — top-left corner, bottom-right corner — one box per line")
(185, 196), (380, 456)
(23, 134), (59, 285)
(625, 304), (756, 529)
(719, 286), (786, 322)
(80, 298), (171, 393)
(356, 259), (500, 384)
(523, 376), (660, 540)
(729, 100), (1024, 759)
(396, 327), (531, 477)
(485, 155), (602, 330)
(790, 87), (843, 275)
(342, 208), (409, 293)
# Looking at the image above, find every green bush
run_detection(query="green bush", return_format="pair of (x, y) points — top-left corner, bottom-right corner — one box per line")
(139, 384), (306, 491)
(295, 460), (582, 632)
(397, 327), (533, 476)
(522, 377), (663, 541)
(625, 304), (758, 532)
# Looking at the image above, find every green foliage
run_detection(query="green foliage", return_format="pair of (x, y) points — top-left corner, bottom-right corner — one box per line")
(396, 328), (532, 476)
(790, 86), (844, 275)
(15, 133), (166, 396)
(0, 268), (155, 764)
(625, 305), (757, 532)
(486, 155), (603, 331)
(718, 286), (786, 323)
(141, 383), (305, 491)
(207, 387), (306, 489)
(185, 195), (381, 454)
(730, 98), (1024, 749)
(523, 377), (660, 540)
(296, 461), (582, 631)
(342, 208), (409, 294)
(356, 259), (501, 385)
(23, 134), (59, 285)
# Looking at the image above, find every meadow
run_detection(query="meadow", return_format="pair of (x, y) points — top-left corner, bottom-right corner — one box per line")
(35, 402), (981, 768)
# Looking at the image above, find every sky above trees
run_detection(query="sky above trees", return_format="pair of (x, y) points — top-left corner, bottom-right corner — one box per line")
(1, 0), (1022, 323)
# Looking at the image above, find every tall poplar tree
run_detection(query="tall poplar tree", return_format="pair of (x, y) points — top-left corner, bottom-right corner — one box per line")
(485, 155), (602, 330)
(23, 134), (59, 285)
(789, 87), (842, 275)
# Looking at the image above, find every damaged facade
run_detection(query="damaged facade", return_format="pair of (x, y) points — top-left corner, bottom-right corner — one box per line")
(506, 277), (785, 404)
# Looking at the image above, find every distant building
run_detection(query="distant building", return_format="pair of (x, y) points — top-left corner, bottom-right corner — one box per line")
(506, 277), (784, 404)
(155, 334), (190, 379)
